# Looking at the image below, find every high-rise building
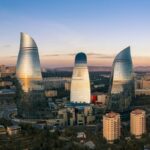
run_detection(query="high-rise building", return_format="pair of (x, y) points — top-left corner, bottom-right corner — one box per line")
(16, 33), (49, 119)
(103, 112), (120, 143)
(107, 47), (134, 113)
(130, 109), (146, 138)
(16, 32), (43, 92)
(70, 52), (91, 103)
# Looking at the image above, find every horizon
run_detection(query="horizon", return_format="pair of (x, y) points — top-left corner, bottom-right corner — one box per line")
(1, 51), (150, 68)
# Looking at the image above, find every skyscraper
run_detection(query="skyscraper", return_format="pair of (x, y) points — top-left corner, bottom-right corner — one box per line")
(70, 52), (91, 103)
(16, 33), (49, 119)
(107, 47), (134, 113)
(130, 109), (146, 139)
(103, 112), (120, 143)
(16, 32), (43, 92)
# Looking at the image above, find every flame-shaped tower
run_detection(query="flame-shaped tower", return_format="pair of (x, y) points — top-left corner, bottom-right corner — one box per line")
(16, 32), (43, 92)
(107, 47), (135, 113)
(70, 52), (91, 103)
(16, 33), (50, 119)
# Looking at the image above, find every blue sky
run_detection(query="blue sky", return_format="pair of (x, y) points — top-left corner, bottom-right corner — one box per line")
(0, 0), (150, 67)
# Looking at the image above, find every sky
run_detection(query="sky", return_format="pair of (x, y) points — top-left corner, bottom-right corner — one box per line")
(0, 0), (150, 68)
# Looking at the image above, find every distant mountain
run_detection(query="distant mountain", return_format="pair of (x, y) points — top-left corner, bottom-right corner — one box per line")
(45, 66), (150, 72)
(46, 66), (112, 72)
(134, 66), (150, 72)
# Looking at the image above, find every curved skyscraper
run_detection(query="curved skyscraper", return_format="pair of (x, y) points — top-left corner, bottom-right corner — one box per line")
(16, 33), (49, 119)
(70, 52), (91, 103)
(107, 47), (134, 113)
(16, 32), (43, 92)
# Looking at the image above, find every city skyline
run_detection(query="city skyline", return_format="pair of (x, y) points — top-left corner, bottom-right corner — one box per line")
(1, 0), (150, 67)
(1, 1), (150, 149)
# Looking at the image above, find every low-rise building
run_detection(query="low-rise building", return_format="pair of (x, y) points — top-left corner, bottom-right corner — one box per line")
(77, 113), (85, 125)
(97, 94), (107, 105)
(91, 92), (108, 105)
(45, 90), (57, 97)
(135, 89), (150, 96)
(43, 77), (71, 90)
(7, 125), (21, 136)
(0, 125), (6, 135)
(56, 105), (95, 126)
(0, 65), (15, 77)
(64, 82), (71, 91)
(135, 75), (150, 95)
(0, 89), (16, 105)
(0, 81), (13, 87)
(77, 132), (86, 140)
(84, 141), (95, 150)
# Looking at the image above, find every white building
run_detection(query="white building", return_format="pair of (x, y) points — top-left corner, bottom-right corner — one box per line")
(130, 109), (146, 138)
(77, 132), (86, 139)
(103, 112), (120, 143)
(70, 52), (91, 103)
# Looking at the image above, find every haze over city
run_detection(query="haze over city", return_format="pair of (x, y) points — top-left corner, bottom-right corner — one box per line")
(0, 0), (150, 67)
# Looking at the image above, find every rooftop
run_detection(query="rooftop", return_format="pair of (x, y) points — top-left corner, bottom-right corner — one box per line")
(75, 52), (87, 64)
(131, 109), (145, 115)
(105, 112), (120, 118)
(7, 125), (21, 130)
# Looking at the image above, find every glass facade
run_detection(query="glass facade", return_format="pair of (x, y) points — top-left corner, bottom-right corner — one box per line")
(107, 47), (134, 112)
(16, 32), (43, 92)
(70, 52), (91, 103)
(16, 33), (49, 119)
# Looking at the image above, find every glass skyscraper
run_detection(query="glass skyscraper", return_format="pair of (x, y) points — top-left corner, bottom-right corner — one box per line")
(70, 52), (91, 103)
(16, 33), (49, 119)
(16, 32), (43, 92)
(107, 47), (134, 113)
